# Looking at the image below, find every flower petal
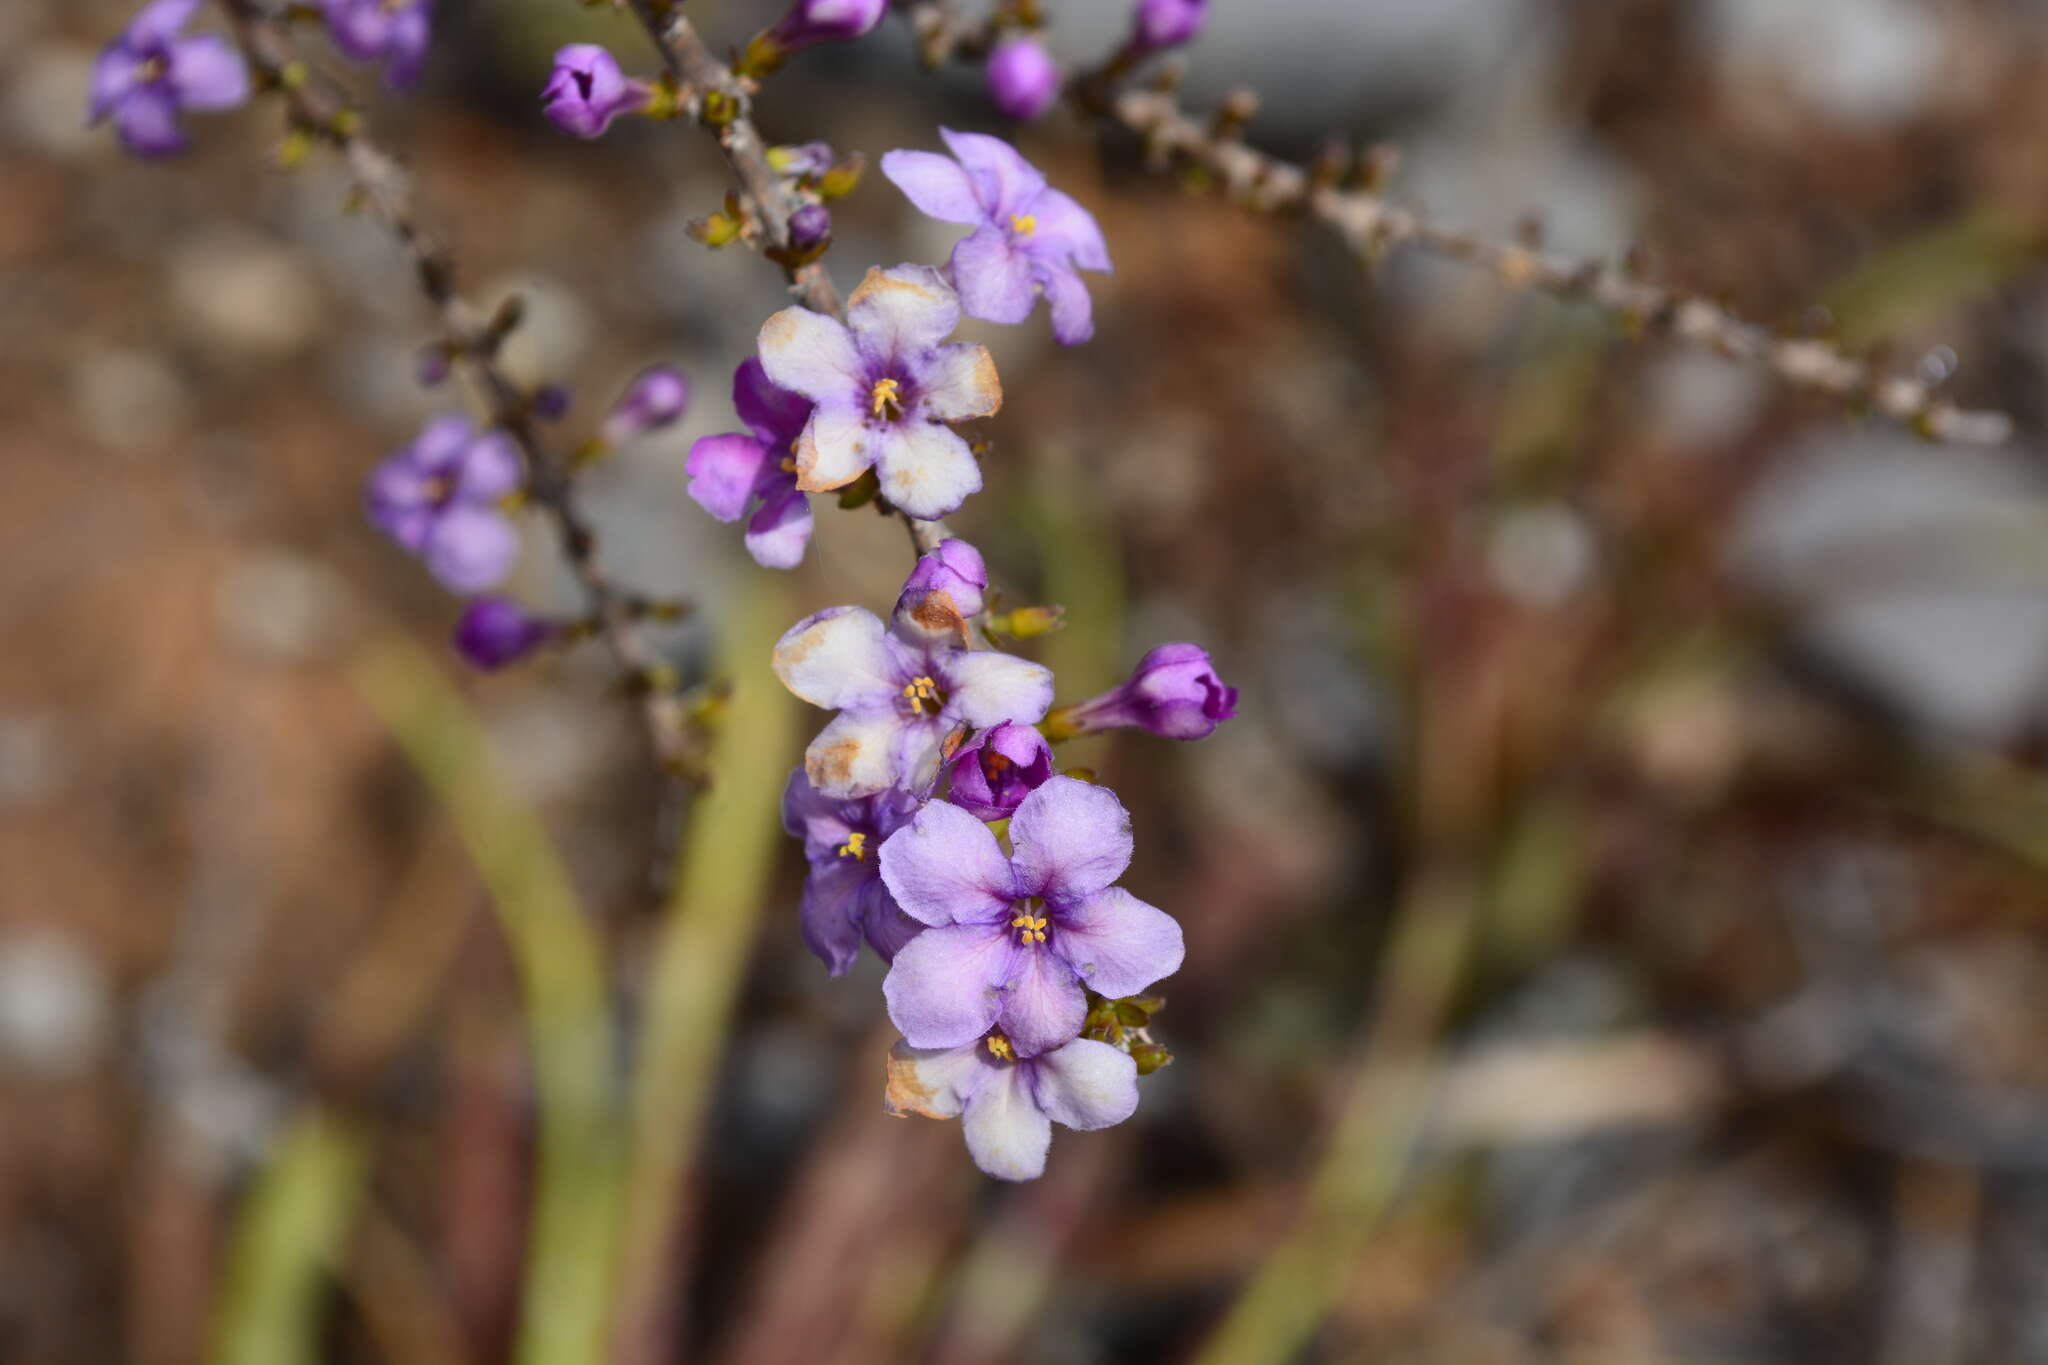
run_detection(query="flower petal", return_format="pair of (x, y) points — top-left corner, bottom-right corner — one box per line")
(883, 1038), (986, 1119)
(743, 483), (813, 570)
(1029, 1038), (1139, 1131)
(879, 148), (988, 225)
(167, 34), (249, 110)
(997, 943), (1088, 1058)
(456, 431), (522, 503)
(962, 1060), (1052, 1181)
(733, 356), (812, 446)
(910, 340), (1003, 423)
(861, 887), (926, 963)
(423, 507), (519, 594)
(758, 305), (864, 403)
(1038, 263), (1095, 346)
(90, 47), (140, 122)
(114, 85), (186, 157)
(803, 707), (910, 799)
(1009, 776), (1133, 903)
(773, 605), (899, 711)
(873, 422), (983, 521)
(780, 767), (849, 849)
(939, 127), (1046, 217)
(949, 227), (1038, 326)
(884, 922), (1014, 1049)
(798, 854), (873, 976)
(940, 650), (1055, 729)
(1052, 886), (1183, 999)
(130, 0), (202, 45)
(684, 433), (771, 523)
(847, 264), (961, 364)
(792, 403), (877, 492)
(1024, 188), (1112, 273)
(878, 798), (1016, 927)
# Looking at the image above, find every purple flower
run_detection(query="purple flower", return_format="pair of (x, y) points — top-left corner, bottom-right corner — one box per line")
(879, 777), (1184, 1057)
(893, 538), (986, 645)
(453, 597), (555, 670)
(782, 771), (924, 975)
(542, 44), (650, 139)
(88, 0), (249, 158)
(319, 0), (432, 88)
(1131, 0), (1208, 54)
(685, 359), (815, 570)
(601, 364), (690, 446)
(365, 417), (523, 594)
(756, 265), (1001, 520)
(885, 1032), (1138, 1181)
(773, 604), (1053, 799)
(880, 130), (1112, 345)
(1048, 643), (1238, 741)
(946, 722), (1054, 820)
(765, 0), (887, 52)
(986, 37), (1060, 122)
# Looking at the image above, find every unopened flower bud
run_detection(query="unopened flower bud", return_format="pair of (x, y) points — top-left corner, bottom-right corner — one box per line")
(986, 36), (1059, 121)
(1130, 0), (1207, 55)
(1045, 643), (1237, 741)
(893, 538), (987, 644)
(744, 0), (886, 75)
(541, 44), (650, 139)
(453, 597), (555, 670)
(788, 202), (832, 251)
(946, 721), (1055, 820)
(601, 364), (690, 446)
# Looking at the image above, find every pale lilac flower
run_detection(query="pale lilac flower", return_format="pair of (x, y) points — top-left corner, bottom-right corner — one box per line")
(685, 359), (815, 570)
(885, 1032), (1138, 1181)
(880, 777), (1184, 1057)
(892, 538), (986, 646)
(946, 721), (1053, 820)
(756, 265), (1001, 519)
(365, 417), (523, 594)
(880, 130), (1111, 345)
(542, 44), (650, 139)
(454, 598), (555, 670)
(320, 0), (432, 88)
(782, 771), (924, 975)
(1048, 643), (1238, 741)
(773, 604), (1053, 799)
(89, 0), (249, 159)
(986, 36), (1060, 121)
(1131, 0), (1208, 54)
(601, 364), (690, 446)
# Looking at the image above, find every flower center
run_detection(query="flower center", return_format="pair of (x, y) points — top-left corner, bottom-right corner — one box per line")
(982, 750), (1012, 779)
(1009, 214), (1037, 237)
(836, 831), (867, 860)
(900, 674), (945, 716)
(1009, 907), (1049, 946)
(138, 53), (169, 84)
(869, 377), (903, 419)
(985, 1031), (1015, 1060)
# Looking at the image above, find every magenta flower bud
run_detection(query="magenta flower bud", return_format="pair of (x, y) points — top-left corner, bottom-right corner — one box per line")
(601, 365), (690, 445)
(986, 37), (1060, 122)
(453, 597), (555, 670)
(1049, 643), (1238, 741)
(542, 44), (650, 139)
(1130, 0), (1207, 54)
(946, 722), (1055, 820)
(788, 203), (833, 251)
(893, 538), (988, 644)
(756, 0), (886, 67)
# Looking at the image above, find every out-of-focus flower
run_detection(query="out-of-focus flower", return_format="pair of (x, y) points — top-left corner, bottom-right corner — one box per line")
(756, 264), (1001, 519)
(319, 0), (432, 88)
(685, 359), (815, 569)
(893, 538), (986, 645)
(986, 36), (1060, 121)
(601, 364), (689, 446)
(541, 44), (650, 139)
(773, 603), (1052, 798)
(881, 130), (1111, 345)
(946, 721), (1054, 820)
(885, 1032), (1138, 1181)
(365, 417), (523, 594)
(1130, 0), (1208, 55)
(88, 0), (248, 158)
(744, 0), (886, 73)
(782, 771), (924, 974)
(879, 778), (1183, 1057)
(453, 597), (555, 670)
(1046, 643), (1237, 741)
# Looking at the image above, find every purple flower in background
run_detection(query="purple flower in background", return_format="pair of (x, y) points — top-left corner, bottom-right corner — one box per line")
(88, 0), (249, 158)
(542, 44), (650, 139)
(601, 364), (690, 446)
(893, 538), (986, 645)
(773, 603), (1053, 798)
(1131, 0), (1208, 54)
(782, 771), (924, 974)
(986, 36), (1060, 122)
(946, 722), (1053, 820)
(885, 1032), (1138, 1181)
(756, 265), (1001, 519)
(365, 417), (523, 594)
(685, 359), (815, 570)
(320, 0), (432, 88)
(879, 778), (1184, 1057)
(765, 0), (887, 53)
(1048, 643), (1238, 741)
(453, 597), (555, 670)
(880, 130), (1111, 345)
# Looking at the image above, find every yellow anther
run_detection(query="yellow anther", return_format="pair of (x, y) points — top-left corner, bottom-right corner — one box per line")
(986, 1033), (1014, 1060)
(870, 377), (903, 417)
(779, 456), (797, 473)
(900, 675), (943, 716)
(1009, 214), (1037, 237)
(837, 831), (867, 861)
(1009, 913), (1049, 945)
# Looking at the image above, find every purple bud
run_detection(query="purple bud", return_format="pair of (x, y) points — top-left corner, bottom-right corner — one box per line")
(788, 203), (833, 251)
(766, 0), (887, 52)
(601, 365), (690, 445)
(541, 44), (650, 139)
(893, 538), (988, 643)
(768, 141), (837, 178)
(1130, 0), (1208, 54)
(986, 37), (1060, 122)
(1049, 643), (1237, 741)
(532, 384), (571, 422)
(946, 722), (1055, 820)
(453, 597), (555, 670)
(415, 344), (451, 387)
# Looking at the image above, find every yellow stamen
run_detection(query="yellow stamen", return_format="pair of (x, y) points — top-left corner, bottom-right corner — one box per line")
(837, 831), (867, 861)
(900, 675), (943, 716)
(986, 1033), (1014, 1060)
(869, 377), (903, 418)
(1009, 912), (1049, 946)
(1009, 214), (1037, 237)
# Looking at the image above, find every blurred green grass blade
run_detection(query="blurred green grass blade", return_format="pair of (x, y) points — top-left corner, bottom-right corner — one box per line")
(210, 1111), (368, 1365)
(611, 576), (799, 1361)
(352, 638), (620, 1365)
(1824, 211), (2036, 352)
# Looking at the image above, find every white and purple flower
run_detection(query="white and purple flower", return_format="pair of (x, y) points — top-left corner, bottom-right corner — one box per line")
(880, 130), (1111, 345)
(365, 416), (523, 594)
(89, 0), (249, 159)
(782, 772), (924, 975)
(879, 778), (1184, 1057)
(756, 264), (1002, 520)
(885, 1031), (1139, 1181)
(686, 358), (815, 570)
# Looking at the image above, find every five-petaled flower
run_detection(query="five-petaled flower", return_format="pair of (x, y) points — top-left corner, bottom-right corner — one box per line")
(879, 778), (1184, 1057)
(885, 1031), (1139, 1181)
(319, 0), (433, 88)
(542, 44), (651, 140)
(881, 130), (1112, 345)
(1047, 643), (1238, 741)
(756, 264), (1002, 520)
(782, 771), (925, 975)
(686, 359), (816, 570)
(365, 416), (524, 595)
(89, 0), (249, 159)
(773, 601), (1053, 799)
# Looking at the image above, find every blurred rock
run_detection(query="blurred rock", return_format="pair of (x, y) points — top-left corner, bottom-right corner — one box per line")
(212, 547), (359, 661)
(0, 931), (112, 1077)
(169, 232), (327, 358)
(69, 346), (192, 454)
(4, 42), (106, 160)
(0, 711), (66, 808)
